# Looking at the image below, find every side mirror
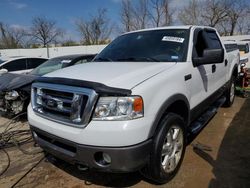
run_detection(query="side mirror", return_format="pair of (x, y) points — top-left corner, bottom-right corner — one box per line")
(193, 49), (224, 67)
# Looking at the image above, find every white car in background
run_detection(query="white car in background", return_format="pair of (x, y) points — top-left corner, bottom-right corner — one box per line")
(237, 41), (250, 69)
(0, 56), (48, 75)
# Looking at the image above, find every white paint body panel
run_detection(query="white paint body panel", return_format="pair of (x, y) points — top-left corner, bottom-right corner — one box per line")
(44, 62), (176, 90)
(28, 26), (238, 147)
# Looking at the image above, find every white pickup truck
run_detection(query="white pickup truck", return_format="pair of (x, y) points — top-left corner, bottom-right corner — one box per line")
(28, 26), (239, 184)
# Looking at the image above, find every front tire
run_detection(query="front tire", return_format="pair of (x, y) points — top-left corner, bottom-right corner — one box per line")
(141, 113), (186, 184)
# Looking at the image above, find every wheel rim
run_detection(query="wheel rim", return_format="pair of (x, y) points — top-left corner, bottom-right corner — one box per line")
(230, 81), (235, 103)
(161, 125), (183, 173)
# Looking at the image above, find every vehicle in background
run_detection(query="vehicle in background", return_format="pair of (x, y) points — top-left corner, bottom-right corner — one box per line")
(223, 40), (238, 52)
(241, 39), (250, 42)
(0, 54), (96, 116)
(237, 41), (250, 69)
(0, 57), (48, 75)
(223, 41), (240, 72)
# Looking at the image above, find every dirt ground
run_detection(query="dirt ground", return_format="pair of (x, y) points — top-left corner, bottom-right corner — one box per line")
(0, 97), (250, 188)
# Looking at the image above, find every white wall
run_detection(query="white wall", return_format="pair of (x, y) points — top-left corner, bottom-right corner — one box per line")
(0, 45), (107, 59)
(221, 35), (250, 42)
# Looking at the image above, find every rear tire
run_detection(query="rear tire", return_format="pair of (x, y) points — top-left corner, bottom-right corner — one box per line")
(224, 75), (236, 107)
(141, 113), (186, 184)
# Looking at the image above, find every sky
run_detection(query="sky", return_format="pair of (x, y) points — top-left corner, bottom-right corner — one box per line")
(0, 0), (187, 40)
(0, 0), (122, 40)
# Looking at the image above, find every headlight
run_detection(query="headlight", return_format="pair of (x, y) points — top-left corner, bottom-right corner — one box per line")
(93, 96), (143, 120)
(5, 90), (19, 100)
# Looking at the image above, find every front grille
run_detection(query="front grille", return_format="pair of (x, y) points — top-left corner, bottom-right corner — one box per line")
(31, 82), (98, 128)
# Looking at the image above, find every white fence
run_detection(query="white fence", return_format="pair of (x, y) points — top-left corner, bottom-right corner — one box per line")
(0, 45), (107, 59)
(221, 35), (250, 41)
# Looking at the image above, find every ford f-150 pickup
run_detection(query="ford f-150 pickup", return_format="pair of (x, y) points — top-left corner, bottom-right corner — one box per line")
(28, 26), (239, 184)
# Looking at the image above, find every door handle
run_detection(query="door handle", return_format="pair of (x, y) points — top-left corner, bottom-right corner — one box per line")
(212, 64), (216, 73)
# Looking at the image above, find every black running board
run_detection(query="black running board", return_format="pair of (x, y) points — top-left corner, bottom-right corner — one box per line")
(188, 96), (226, 135)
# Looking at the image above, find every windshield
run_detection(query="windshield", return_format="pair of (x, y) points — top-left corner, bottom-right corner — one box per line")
(94, 29), (189, 62)
(30, 57), (72, 76)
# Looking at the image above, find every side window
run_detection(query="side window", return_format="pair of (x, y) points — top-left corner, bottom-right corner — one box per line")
(27, 58), (47, 69)
(2, 59), (27, 71)
(193, 30), (222, 59)
(205, 31), (222, 49)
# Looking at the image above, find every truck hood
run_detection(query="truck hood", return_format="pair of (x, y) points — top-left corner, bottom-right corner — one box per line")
(45, 62), (176, 89)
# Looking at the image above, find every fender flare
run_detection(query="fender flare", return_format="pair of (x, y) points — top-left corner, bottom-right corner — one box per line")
(148, 94), (190, 138)
(232, 64), (238, 78)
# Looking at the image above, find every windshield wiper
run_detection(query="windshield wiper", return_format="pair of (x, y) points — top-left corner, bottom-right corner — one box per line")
(116, 56), (159, 62)
(94, 57), (113, 62)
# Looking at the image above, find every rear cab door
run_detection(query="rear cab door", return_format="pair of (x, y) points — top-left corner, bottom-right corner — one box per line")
(189, 27), (226, 120)
(203, 29), (227, 90)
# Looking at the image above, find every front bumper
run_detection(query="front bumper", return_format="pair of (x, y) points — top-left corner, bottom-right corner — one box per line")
(30, 125), (152, 172)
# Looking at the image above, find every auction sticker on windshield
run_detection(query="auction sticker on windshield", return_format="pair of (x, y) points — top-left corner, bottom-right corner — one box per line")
(162, 36), (185, 43)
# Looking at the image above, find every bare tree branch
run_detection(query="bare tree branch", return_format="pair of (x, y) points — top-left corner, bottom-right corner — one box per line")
(75, 8), (113, 45)
(0, 22), (27, 49)
(178, 0), (203, 25)
(121, 0), (135, 32)
(133, 0), (149, 30)
(149, 0), (174, 27)
(30, 16), (63, 47)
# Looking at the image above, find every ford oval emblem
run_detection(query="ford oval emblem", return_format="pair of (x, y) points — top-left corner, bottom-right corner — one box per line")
(46, 99), (57, 108)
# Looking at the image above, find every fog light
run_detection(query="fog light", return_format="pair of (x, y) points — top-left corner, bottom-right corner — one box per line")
(102, 153), (111, 164)
(94, 152), (111, 167)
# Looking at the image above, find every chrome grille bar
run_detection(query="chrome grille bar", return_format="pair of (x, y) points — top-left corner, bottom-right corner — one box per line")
(31, 82), (98, 128)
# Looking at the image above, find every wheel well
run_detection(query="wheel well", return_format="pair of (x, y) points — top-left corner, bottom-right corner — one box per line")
(233, 66), (238, 79)
(164, 100), (189, 125)
(149, 97), (190, 138)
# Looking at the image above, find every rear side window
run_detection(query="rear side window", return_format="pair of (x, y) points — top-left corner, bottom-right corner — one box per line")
(2, 59), (27, 71)
(27, 58), (47, 69)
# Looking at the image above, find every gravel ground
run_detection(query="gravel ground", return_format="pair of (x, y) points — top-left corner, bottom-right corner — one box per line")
(0, 97), (249, 188)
